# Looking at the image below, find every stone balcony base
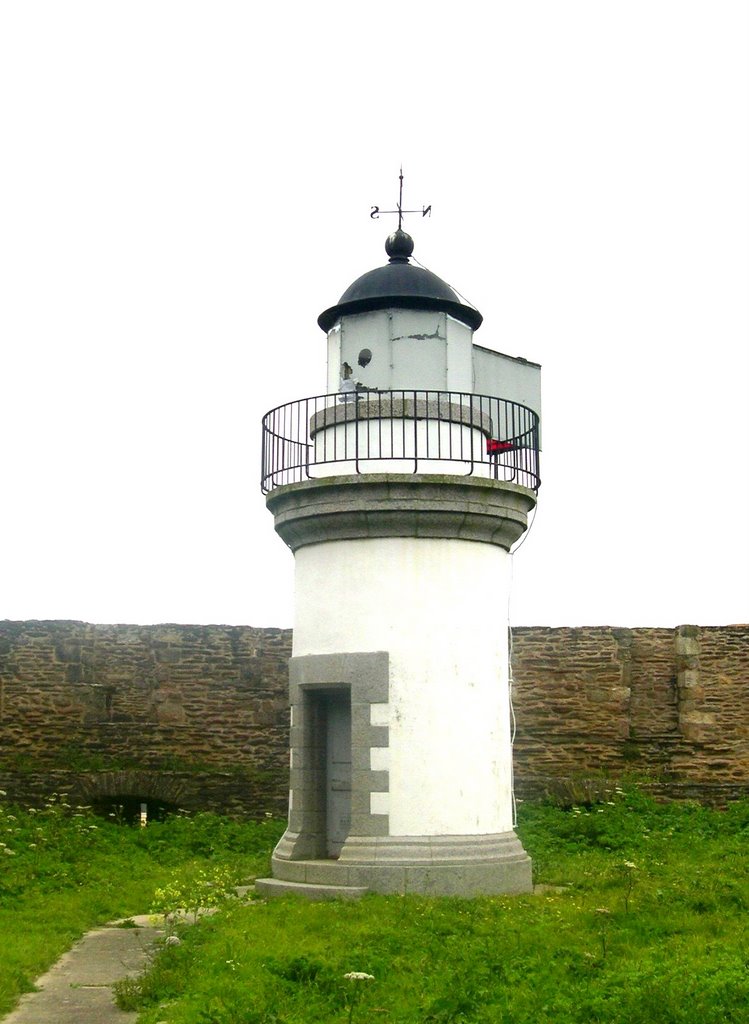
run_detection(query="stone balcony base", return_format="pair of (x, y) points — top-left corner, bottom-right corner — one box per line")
(261, 831), (533, 898)
(266, 474), (536, 553)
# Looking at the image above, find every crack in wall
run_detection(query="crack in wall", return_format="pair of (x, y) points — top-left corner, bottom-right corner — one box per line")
(391, 330), (444, 341)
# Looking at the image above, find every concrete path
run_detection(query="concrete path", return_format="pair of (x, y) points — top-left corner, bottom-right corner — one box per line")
(2, 915), (163, 1024)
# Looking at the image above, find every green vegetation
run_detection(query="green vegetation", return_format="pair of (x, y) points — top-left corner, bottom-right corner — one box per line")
(5, 785), (749, 1022)
(125, 786), (749, 1024)
(0, 792), (283, 1016)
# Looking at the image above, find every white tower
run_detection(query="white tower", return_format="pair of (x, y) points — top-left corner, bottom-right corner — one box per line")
(257, 222), (541, 897)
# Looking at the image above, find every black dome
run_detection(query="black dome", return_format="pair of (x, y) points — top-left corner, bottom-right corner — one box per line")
(318, 233), (482, 332)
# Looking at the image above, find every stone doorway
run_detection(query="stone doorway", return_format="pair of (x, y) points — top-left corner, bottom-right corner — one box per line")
(323, 690), (352, 857)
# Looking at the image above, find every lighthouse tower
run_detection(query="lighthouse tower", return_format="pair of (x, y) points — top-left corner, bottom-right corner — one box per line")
(257, 218), (541, 898)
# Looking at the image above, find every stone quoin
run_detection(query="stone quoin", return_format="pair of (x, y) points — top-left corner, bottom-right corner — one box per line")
(257, 216), (542, 899)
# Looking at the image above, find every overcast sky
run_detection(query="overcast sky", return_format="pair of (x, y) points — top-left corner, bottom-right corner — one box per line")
(2, 1), (747, 630)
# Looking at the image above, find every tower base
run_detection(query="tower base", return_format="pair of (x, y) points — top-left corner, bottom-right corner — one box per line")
(255, 831), (532, 900)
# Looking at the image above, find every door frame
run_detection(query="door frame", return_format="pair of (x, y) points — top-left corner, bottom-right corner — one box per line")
(282, 652), (391, 861)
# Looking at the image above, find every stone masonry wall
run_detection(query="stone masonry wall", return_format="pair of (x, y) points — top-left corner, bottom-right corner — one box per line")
(0, 621), (291, 816)
(0, 621), (747, 813)
(511, 624), (749, 803)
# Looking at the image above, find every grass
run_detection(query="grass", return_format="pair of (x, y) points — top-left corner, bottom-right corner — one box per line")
(124, 786), (749, 1024)
(0, 793), (284, 1016)
(5, 786), (749, 1022)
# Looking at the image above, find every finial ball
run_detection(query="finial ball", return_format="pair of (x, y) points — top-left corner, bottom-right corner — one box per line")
(385, 229), (414, 262)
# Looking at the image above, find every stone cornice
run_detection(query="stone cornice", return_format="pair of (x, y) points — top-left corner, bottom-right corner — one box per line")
(265, 474), (536, 552)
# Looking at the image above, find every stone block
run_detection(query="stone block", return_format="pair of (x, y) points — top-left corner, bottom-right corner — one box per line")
(254, 878), (368, 901)
(679, 669), (701, 689)
(351, 812), (390, 838)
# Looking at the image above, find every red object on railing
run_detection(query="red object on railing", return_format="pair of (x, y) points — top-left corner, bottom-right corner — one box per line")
(486, 438), (515, 454)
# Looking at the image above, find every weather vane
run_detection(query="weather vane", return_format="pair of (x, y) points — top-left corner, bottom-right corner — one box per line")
(370, 168), (431, 229)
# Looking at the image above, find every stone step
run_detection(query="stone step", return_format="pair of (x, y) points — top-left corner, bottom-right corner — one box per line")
(254, 877), (368, 901)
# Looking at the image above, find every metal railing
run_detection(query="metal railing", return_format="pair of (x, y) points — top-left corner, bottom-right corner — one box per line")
(261, 389), (540, 493)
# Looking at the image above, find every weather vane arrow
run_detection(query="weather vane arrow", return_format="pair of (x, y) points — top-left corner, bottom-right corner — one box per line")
(370, 167), (431, 228)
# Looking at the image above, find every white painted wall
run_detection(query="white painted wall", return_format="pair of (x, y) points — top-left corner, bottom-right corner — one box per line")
(390, 310), (447, 392)
(473, 345), (542, 444)
(445, 316), (473, 392)
(329, 311), (390, 393)
(326, 323), (342, 394)
(325, 314), (541, 434)
(327, 309), (474, 395)
(310, 415), (492, 479)
(292, 536), (515, 837)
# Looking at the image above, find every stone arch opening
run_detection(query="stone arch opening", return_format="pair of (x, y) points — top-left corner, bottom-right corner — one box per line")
(91, 793), (180, 824)
(71, 771), (188, 824)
